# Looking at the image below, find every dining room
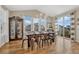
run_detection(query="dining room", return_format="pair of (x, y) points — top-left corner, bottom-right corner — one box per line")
(0, 5), (79, 54)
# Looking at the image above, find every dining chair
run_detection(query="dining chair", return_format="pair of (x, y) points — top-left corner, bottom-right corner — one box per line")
(48, 33), (55, 45)
(40, 33), (45, 48)
(21, 34), (28, 48)
(30, 31), (36, 50)
(35, 31), (41, 49)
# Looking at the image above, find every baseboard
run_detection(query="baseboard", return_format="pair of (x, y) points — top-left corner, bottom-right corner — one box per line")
(74, 40), (79, 43)
(0, 39), (9, 48)
(0, 42), (5, 48)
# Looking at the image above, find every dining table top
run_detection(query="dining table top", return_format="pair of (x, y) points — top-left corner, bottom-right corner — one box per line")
(25, 31), (55, 36)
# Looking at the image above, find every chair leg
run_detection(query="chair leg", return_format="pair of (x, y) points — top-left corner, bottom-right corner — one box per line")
(42, 40), (45, 48)
(44, 40), (47, 46)
(30, 40), (32, 50)
(47, 39), (49, 46)
(40, 40), (42, 48)
(22, 40), (25, 48)
(52, 38), (54, 42)
(42, 40), (43, 48)
(30, 39), (34, 50)
(36, 41), (38, 49)
(50, 39), (53, 45)
(39, 41), (41, 48)
(44, 40), (46, 45)
(46, 39), (48, 46)
(37, 41), (41, 49)
(50, 39), (52, 44)
(31, 43), (33, 50)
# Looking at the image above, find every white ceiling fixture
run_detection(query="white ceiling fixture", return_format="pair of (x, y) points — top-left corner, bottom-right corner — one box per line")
(4, 5), (79, 16)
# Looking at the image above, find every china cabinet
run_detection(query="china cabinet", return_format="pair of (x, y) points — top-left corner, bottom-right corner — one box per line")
(9, 16), (23, 41)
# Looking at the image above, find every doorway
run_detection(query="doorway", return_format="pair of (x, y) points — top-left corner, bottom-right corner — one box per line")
(56, 16), (71, 38)
(56, 16), (71, 53)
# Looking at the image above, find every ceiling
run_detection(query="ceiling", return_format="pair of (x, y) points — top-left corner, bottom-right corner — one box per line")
(4, 5), (79, 16)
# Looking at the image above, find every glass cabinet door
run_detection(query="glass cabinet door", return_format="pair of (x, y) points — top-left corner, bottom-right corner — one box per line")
(10, 19), (16, 39)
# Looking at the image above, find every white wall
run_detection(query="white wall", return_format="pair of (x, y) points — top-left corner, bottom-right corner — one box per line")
(0, 6), (9, 47)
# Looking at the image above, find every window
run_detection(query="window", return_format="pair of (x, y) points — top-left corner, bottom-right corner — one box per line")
(40, 19), (47, 31)
(64, 16), (71, 38)
(56, 17), (63, 36)
(23, 16), (32, 31)
(23, 16), (52, 32)
(47, 19), (53, 31)
(56, 16), (71, 38)
(33, 18), (40, 31)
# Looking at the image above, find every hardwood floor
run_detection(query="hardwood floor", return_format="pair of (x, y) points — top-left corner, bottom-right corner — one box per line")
(0, 40), (55, 54)
(0, 39), (79, 54)
(72, 42), (79, 54)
